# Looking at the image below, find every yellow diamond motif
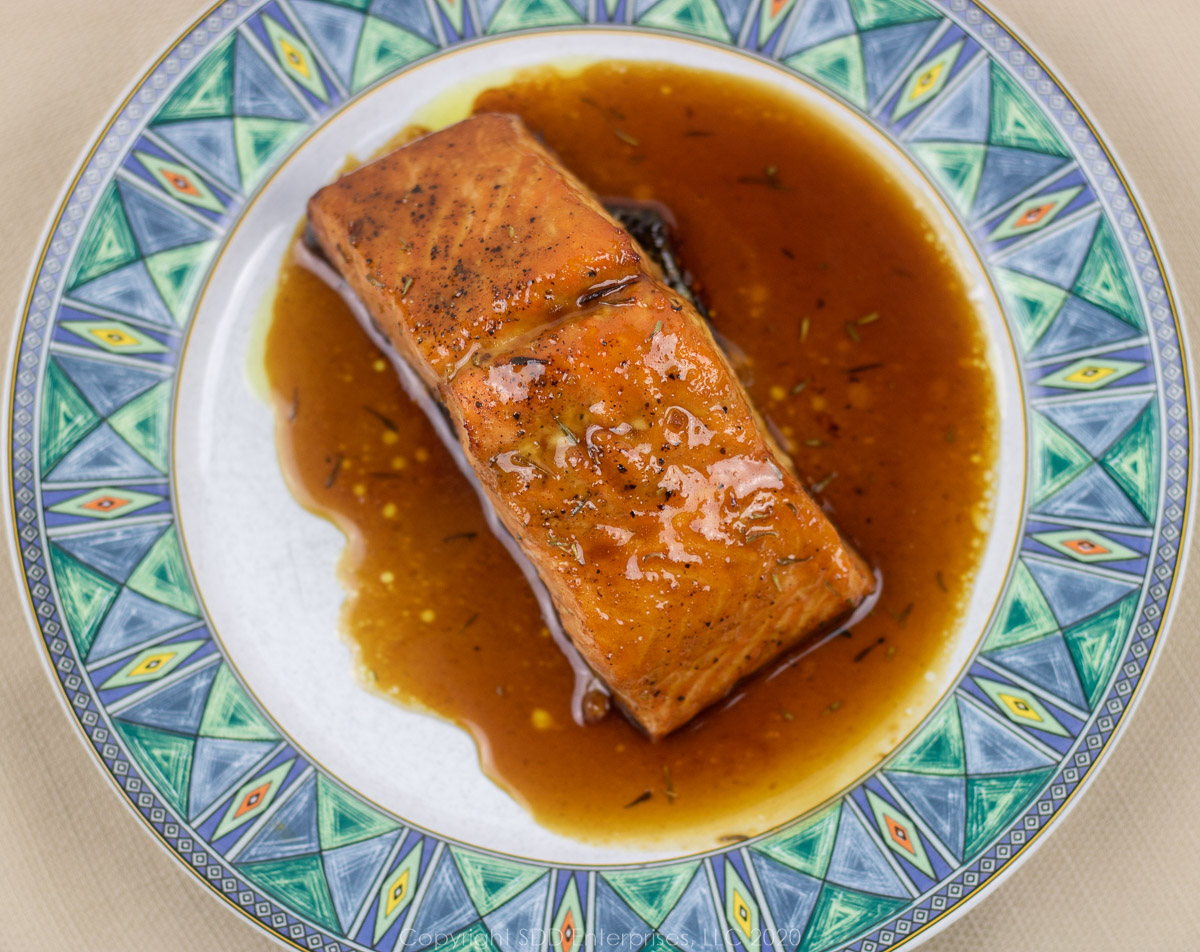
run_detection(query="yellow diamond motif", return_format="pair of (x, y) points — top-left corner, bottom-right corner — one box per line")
(731, 889), (753, 940)
(1064, 365), (1115, 385)
(279, 38), (312, 79)
(999, 692), (1044, 723)
(129, 650), (177, 677)
(384, 868), (410, 918)
(91, 328), (140, 347)
(911, 63), (945, 99)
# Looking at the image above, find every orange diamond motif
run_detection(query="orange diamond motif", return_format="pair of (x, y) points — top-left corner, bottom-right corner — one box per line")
(1014, 202), (1055, 228)
(81, 495), (129, 513)
(1063, 538), (1110, 556)
(885, 815), (917, 855)
(235, 782), (271, 818)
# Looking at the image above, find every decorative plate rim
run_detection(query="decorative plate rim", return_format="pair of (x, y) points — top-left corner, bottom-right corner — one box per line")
(6, 0), (1194, 950)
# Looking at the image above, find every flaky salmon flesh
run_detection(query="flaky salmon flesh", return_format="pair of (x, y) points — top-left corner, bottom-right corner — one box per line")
(307, 113), (876, 739)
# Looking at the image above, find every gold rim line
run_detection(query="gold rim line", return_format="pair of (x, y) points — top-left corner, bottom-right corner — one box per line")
(167, 26), (1025, 867)
(2, 3), (1191, 948)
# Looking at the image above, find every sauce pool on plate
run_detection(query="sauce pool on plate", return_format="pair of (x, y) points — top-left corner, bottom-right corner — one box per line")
(264, 61), (997, 848)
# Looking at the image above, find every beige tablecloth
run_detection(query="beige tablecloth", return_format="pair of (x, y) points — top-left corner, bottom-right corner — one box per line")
(2, 1), (1198, 948)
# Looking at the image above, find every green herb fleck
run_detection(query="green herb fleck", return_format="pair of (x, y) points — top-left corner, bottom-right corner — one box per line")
(791, 378), (809, 394)
(844, 321), (860, 343)
(324, 453), (343, 489)
(400, 276), (413, 297)
(648, 320), (663, 341)
(777, 555), (812, 566)
(771, 573), (782, 592)
(552, 413), (579, 445)
(857, 312), (880, 325)
(624, 790), (652, 808)
(800, 316), (811, 343)
(888, 602), (915, 628)
(615, 129), (640, 146)
(662, 765), (677, 803)
(746, 530), (779, 543)
(811, 471), (838, 493)
(945, 425), (956, 443)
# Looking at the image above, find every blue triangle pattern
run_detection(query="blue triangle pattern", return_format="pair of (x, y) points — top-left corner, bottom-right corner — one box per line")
(484, 876), (549, 952)
(780, 0), (855, 57)
(370, 0), (441, 42)
(862, 20), (938, 105)
(89, 588), (197, 661)
(155, 119), (242, 193)
(910, 60), (990, 143)
(988, 633), (1086, 709)
(1000, 211), (1098, 288)
(658, 869), (723, 952)
(189, 737), (276, 818)
(1036, 464), (1147, 525)
(54, 353), (166, 417)
(748, 853), (821, 952)
(1023, 558), (1138, 629)
(233, 35), (310, 121)
(957, 696), (1054, 774)
(325, 831), (401, 931)
(291, 0), (364, 87)
(712, 0), (749, 38)
(408, 850), (478, 948)
(823, 801), (909, 899)
(52, 522), (166, 582)
(237, 772), (320, 862)
(116, 180), (213, 255)
(1029, 294), (1141, 361)
(69, 260), (175, 327)
(594, 878), (653, 952)
(45, 423), (163, 483)
(1039, 393), (1153, 457)
(118, 661), (218, 733)
(476, 0), (507, 29)
(885, 772), (966, 860)
(973, 147), (1068, 218)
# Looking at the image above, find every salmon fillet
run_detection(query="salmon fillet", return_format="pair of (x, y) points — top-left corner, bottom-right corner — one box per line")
(307, 113), (876, 739)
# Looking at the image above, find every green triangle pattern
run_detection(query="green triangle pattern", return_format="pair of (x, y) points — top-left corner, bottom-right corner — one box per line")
(125, 527), (199, 615)
(1064, 593), (1139, 708)
(849, 0), (937, 29)
(67, 184), (140, 290)
(982, 561), (1060, 652)
(910, 141), (986, 214)
(887, 701), (965, 775)
(107, 380), (173, 473)
(431, 0), (467, 33)
(603, 862), (700, 928)
(1030, 413), (1093, 506)
(489, 0), (582, 33)
(638, 0), (733, 43)
(988, 63), (1069, 157)
(114, 720), (194, 814)
(752, 803), (841, 877)
(326, 0), (371, 8)
(451, 848), (545, 915)
(994, 268), (1069, 352)
(239, 854), (341, 933)
(1101, 401), (1159, 520)
(786, 35), (867, 109)
(1073, 216), (1144, 329)
(145, 241), (218, 325)
(438, 922), (501, 952)
(316, 774), (400, 850)
(964, 768), (1054, 857)
(156, 36), (236, 122)
(233, 116), (309, 191)
(799, 885), (905, 952)
(48, 544), (119, 658)
(40, 359), (101, 474)
(351, 16), (437, 92)
(199, 665), (280, 741)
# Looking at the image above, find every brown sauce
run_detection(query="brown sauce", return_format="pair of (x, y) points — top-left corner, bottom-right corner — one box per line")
(264, 62), (997, 848)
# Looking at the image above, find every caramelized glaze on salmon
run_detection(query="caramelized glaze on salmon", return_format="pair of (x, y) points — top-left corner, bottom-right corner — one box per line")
(306, 113), (876, 738)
